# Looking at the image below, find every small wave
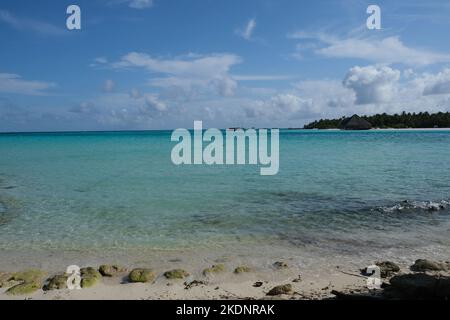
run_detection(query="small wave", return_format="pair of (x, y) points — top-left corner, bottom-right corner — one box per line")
(377, 199), (450, 213)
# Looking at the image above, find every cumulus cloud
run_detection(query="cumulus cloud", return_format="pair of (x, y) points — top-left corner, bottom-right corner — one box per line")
(0, 73), (56, 95)
(245, 94), (315, 120)
(422, 69), (450, 95)
(237, 18), (256, 40)
(343, 66), (400, 105)
(289, 32), (450, 66)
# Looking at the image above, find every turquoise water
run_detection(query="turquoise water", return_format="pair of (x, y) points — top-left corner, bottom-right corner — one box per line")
(0, 130), (450, 258)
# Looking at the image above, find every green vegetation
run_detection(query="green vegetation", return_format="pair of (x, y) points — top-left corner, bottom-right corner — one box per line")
(304, 112), (450, 129)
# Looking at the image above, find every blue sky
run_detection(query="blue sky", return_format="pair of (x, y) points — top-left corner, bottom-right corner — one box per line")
(1, 0), (450, 131)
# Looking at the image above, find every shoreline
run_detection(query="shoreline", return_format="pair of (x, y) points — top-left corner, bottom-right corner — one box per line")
(1, 245), (449, 299)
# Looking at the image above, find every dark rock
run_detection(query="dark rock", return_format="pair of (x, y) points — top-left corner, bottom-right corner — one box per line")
(266, 284), (293, 296)
(43, 274), (68, 291)
(410, 259), (448, 272)
(253, 281), (263, 287)
(386, 273), (450, 299)
(273, 261), (288, 269)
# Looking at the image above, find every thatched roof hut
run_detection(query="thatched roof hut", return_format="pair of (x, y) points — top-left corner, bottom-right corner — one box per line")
(340, 114), (372, 130)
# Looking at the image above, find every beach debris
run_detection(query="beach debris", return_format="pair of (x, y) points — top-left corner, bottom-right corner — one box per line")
(163, 269), (190, 279)
(6, 270), (46, 295)
(266, 284), (293, 296)
(273, 261), (288, 269)
(128, 268), (155, 283)
(234, 265), (252, 274)
(385, 273), (450, 299)
(253, 281), (263, 287)
(184, 279), (207, 290)
(202, 264), (225, 276)
(410, 259), (448, 272)
(361, 261), (400, 278)
(331, 289), (383, 300)
(292, 275), (302, 283)
(43, 274), (68, 291)
(99, 264), (127, 277)
(80, 267), (102, 288)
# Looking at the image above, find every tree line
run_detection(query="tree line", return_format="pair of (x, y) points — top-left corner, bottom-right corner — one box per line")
(303, 112), (450, 129)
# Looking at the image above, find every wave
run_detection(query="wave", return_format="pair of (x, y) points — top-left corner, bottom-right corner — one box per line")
(376, 199), (450, 213)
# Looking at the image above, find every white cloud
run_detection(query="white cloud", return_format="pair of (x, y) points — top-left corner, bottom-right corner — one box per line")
(0, 73), (56, 95)
(128, 0), (153, 9)
(343, 66), (400, 105)
(289, 31), (450, 66)
(237, 18), (256, 40)
(0, 10), (66, 36)
(422, 69), (450, 95)
(112, 52), (242, 97)
(102, 79), (116, 93)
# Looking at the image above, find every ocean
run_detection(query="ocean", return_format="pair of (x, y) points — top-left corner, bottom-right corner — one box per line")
(1, 129), (450, 268)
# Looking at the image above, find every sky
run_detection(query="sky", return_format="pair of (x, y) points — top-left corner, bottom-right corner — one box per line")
(1, 0), (450, 131)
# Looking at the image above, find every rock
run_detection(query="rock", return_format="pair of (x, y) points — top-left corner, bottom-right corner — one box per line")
(0, 272), (15, 288)
(164, 269), (189, 279)
(331, 290), (383, 300)
(43, 274), (68, 291)
(184, 280), (207, 289)
(6, 270), (46, 295)
(129, 268), (155, 283)
(410, 259), (448, 272)
(376, 261), (400, 277)
(273, 261), (288, 269)
(234, 266), (252, 274)
(203, 264), (225, 276)
(99, 265), (126, 277)
(80, 267), (102, 288)
(386, 273), (450, 299)
(362, 261), (400, 278)
(253, 281), (263, 287)
(266, 284), (293, 296)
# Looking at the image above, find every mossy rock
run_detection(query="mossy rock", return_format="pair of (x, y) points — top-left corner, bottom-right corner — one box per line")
(6, 282), (41, 295)
(273, 261), (288, 269)
(99, 265), (127, 277)
(164, 269), (189, 279)
(203, 264), (225, 276)
(410, 259), (448, 272)
(0, 272), (15, 288)
(266, 284), (293, 296)
(80, 267), (102, 288)
(234, 266), (252, 274)
(128, 268), (155, 283)
(376, 261), (400, 278)
(43, 274), (68, 291)
(10, 269), (46, 283)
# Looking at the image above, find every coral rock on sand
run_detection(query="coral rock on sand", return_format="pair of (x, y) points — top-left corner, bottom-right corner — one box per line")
(266, 284), (293, 296)
(410, 259), (448, 272)
(80, 267), (102, 288)
(129, 268), (156, 283)
(164, 269), (190, 279)
(234, 266), (252, 274)
(6, 270), (46, 295)
(0, 272), (15, 288)
(43, 274), (68, 291)
(386, 273), (450, 299)
(203, 264), (225, 276)
(99, 265), (127, 277)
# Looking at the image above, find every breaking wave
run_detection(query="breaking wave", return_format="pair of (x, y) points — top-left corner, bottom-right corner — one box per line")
(376, 199), (450, 213)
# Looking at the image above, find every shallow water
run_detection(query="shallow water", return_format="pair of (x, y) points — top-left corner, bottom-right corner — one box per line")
(0, 130), (449, 263)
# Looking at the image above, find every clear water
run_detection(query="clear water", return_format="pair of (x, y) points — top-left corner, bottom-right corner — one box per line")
(0, 130), (450, 260)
